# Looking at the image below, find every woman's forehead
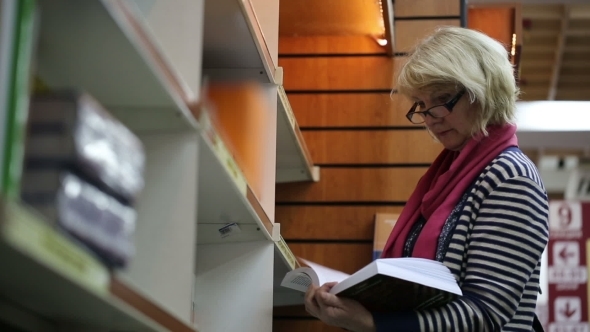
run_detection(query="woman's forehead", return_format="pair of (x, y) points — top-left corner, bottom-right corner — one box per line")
(411, 88), (455, 101)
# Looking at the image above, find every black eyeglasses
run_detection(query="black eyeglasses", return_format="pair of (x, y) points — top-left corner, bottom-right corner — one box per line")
(406, 90), (466, 124)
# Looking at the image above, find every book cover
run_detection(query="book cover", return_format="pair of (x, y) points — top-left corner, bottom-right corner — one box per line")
(281, 257), (462, 313)
(1, 0), (37, 197)
(373, 213), (399, 260)
(26, 91), (145, 202)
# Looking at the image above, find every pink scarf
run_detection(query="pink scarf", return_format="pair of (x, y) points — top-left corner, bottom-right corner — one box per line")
(381, 124), (518, 259)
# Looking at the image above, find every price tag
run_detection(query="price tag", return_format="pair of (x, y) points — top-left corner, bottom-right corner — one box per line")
(279, 88), (296, 130)
(276, 236), (297, 270)
(218, 223), (242, 238)
(199, 111), (248, 196)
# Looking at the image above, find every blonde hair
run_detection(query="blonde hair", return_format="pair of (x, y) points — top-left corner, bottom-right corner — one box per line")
(397, 26), (518, 136)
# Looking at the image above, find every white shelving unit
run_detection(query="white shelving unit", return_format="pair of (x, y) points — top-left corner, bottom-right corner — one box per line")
(202, 0), (282, 84)
(0, 0), (306, 331)
(201, 0), (318, 184)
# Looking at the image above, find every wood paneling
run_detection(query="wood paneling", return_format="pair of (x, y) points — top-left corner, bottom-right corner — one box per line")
(279, 35), (387, 55)
(276, 167), (426, 202)
(468, 7), (515, 50)
(394, 0), (461, 17)
(289, 243), (373, 274)
(279, 0), (384, 36)
(289, 93), (414, 127)
(280, 56), (407, 91)
(274, 319), (342, 332)
(274, 306), (310, 318)
(395, 19), (462, 52)
(302, 130), (441, 164)
(276, 206), (403, 240)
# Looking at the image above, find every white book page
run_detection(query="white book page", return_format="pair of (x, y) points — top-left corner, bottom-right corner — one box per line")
(383, 258), (456, 281)
(378, 262), (462, 295)
(300, 258), (350, 286)
(280, 268), (316, 292)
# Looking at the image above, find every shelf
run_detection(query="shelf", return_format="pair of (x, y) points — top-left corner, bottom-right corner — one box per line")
(202, 0), (280, 84)
(35, 0), (199, 132)
(0, 198), (196, 331)
(276, 85), (320, 183)
(196, 110), (279, 244)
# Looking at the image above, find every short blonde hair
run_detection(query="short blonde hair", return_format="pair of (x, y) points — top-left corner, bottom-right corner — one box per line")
(397, 26), (518, 136)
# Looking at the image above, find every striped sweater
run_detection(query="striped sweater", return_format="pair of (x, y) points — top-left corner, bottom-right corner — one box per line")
(374, 148), (549, 332)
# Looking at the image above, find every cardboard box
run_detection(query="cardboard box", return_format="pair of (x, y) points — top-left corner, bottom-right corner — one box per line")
(373, 213), (399, 260)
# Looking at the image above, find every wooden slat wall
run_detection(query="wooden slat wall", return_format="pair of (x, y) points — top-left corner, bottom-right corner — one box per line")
(280, 56), (406, 91)
(274, 1), (462, 330)
(288, 93), (413, 127)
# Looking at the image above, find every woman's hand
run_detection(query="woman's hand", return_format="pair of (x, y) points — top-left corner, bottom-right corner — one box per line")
(304, 282), (376, 332)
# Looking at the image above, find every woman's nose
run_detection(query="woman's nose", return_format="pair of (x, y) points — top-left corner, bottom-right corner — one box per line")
(423, 112), (442, 127)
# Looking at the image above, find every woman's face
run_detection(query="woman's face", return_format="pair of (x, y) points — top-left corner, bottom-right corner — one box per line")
(410, 89), (477, 151)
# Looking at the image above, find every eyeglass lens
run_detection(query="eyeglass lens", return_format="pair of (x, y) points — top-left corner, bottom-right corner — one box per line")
(409, 105), (450, 123)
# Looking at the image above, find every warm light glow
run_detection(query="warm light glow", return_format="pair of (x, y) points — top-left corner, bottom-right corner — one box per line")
(377, 38), (388, 46)
(377, 0), (385, 32)
(511, 33), (516, 57)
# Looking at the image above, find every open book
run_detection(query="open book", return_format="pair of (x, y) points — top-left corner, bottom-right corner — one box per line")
(281, 257), (462, 312)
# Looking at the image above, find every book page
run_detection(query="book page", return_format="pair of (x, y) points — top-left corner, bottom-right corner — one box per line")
(281, 270), (315, 292)
(300, 258), (350, 286)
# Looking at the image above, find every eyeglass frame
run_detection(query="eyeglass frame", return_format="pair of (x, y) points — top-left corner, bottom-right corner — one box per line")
(405, 89), (467, 124)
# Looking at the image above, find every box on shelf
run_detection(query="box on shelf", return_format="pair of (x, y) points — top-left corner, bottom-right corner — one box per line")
(202, 82), (272, 201)
(373, 213), (399, 261)
(21, 169), (136, 268)
(26, 91), (145, 203)
(21, 90), (145, 268)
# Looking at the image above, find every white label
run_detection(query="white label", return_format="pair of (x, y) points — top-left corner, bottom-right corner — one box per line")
(555, 297), (582, 322)
(549, 201), (583, 238)
(554, 242), (581, 267)
(549, 266), (587, 284)
(218, 223), (241, 238)
(549, 323), (589, 332)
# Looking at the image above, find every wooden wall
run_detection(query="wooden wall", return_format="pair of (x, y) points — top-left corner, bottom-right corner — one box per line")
(274, 1), (462, 331)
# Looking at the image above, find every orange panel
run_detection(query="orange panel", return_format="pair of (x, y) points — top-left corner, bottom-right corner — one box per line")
(279, 0), (384, 36)
(288, 93), (414, 127)
(279, 56), (407, 91)
(279, 35), (387, 55)
(276, 205), (403, 240)
(395, 19), (462, 53)
(205, 82), (271, 200)
(302, 130), (442, 164)
(394, 0), (461, 17)
(275, 167), (425, 202)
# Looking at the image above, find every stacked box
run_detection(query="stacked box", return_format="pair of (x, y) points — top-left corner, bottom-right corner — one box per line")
(22, 91), (145, 267)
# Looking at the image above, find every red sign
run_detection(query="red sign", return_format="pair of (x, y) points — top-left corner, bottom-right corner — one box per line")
(546, 201), (590, 332)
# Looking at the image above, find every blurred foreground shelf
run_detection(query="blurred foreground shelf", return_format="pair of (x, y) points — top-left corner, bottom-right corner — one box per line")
(0, 198), (196, 332)
(36, 0), (198, 132)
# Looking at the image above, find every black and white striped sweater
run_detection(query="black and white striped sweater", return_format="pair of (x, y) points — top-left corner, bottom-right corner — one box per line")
(374, 148), (549, 332)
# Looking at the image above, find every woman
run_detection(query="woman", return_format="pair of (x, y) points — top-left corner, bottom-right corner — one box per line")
(304, 26), (549, 332)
